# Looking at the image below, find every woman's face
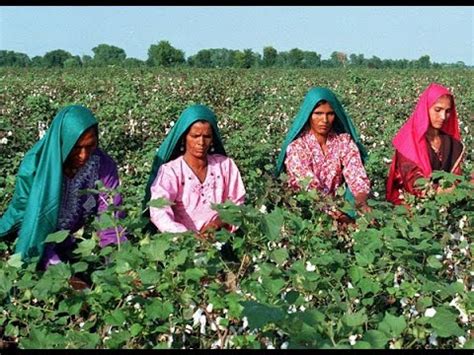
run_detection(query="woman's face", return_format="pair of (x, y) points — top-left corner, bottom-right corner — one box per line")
(64, 127), (98, 170)
(429, 95), (453, 130)
(184, 121), (213, 159)
(309, 101), (336, 137)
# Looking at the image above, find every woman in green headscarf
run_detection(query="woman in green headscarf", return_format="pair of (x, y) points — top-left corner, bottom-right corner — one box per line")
(275, 87), (371, 222)
(0, 105), (126, 269)
(144, 104), (246, 239)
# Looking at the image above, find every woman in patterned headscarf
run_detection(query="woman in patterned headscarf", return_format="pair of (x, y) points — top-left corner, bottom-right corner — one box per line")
(275, 87), (371, 222)
(0, 105), (126, 270)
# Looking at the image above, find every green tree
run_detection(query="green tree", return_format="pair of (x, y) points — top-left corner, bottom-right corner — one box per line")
(233, 49), (257, 68)
(63, 56), (82, 68)
(0, 50), (31, 67)
(287, 48), (304, 68)
(188, 49), (213, 68)
(82, 55), (93, 67)
(43, 49), (73, 68)
(330, 51), (348, 67)
(301, 51), (321, 68)
(415, 55), (431, 69)
(91, 44), (127, 66)
(147, 41), (185, 67)
(262, 46), (278, 67)
(123, 58), (145, 68)
(30, 56), (44, 67)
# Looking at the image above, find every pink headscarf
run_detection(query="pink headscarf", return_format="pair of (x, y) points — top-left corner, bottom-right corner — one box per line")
(392, 83), (461, 177)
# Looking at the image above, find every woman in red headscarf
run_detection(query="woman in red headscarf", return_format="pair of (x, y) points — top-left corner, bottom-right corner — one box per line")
(386, 83), (465, 205)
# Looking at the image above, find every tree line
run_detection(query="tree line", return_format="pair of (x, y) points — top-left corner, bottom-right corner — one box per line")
(0, 41), (468, 69)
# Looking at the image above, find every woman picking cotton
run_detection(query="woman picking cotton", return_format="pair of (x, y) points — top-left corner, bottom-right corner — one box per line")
(275, 87), (371, 223)
(0, 105), (127, 278)
(386, 83), (465, 205)
(144, 104), (246, 240)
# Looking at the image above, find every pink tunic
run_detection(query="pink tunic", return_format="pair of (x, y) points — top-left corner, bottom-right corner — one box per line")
(150, 154), (246, 233)
(285, 130), (370, 196)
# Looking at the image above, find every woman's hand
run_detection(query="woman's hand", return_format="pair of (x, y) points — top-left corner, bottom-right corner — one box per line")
(196, 216), (225, 241)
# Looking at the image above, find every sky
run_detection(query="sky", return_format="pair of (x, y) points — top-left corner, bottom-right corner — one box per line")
(1, 6), (473, 65)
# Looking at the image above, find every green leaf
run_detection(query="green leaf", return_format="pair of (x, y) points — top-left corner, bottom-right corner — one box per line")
(362, 330), (389, 349)
(343, 309), (368, 327)
(270, 248), (289, 265)
(105, 309), (126, 326)
(142, 238), (170, 262)
(72, 261), (88, 273)
(349, 266), (364, 283)
(130, 323), (144, 337)
(241, 301), (285, 329)
(378, 312), (406, 338)
(353, 341), (372, 349)
(358, 278), (380, 295)
(429, 306), (465, 337)
(148, 197), (174, 208)
(184, 268), (206, 282)
(426, 255), (443, 269)
(74, 238), (96, 257)
(145, 299), (174, 321)
(7, 253), (24, 268)
(262, 276), (286, 297)
(44, 230), (70, 244)
(65, 331), (100, 349)
(263, 207), (284, 240)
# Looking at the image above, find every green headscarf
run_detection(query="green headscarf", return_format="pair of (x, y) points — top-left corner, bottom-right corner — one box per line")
(143, 104), (226, 210)
(275, 87), (368, 211)
(0, 105), (98, 260)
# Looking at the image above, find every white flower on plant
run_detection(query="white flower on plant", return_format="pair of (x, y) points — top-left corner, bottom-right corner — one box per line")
(206, 303), (214, 313)
(199, 314), (207, 334)
(287, 305), (297, 314)
(169, 120), (175, 127)
(304, 295), (313, 302)
(299, 305), (306, 312)
(429, 332), (438, 346)
(0, 137), (8, 144)
(458, 336), (466, 346)
(348, 334), (358, 346)
(7, 131), (12, 136)
(383, 157), (392, 164)
(133, 302), (141, 310)
(213, 241), (223, 251)
(459, 215), (467, 229)
(449, 297), (469, 324)
(409, 306), (419, 317)
(400, 297), (408, 308)
(281, 341), (289, 349)
(305, 261), (316, 272)
(259, 204), (267, 214)
(424, 308), (437, 318)
(192, 308), (203, 326)
(347, 282), (354, 289)
(242, 316), (248, 330)
(373, 191), (380, 198)
(257, 276), (263, 284)
(354, 298), (360, 304)
(185, 324), (193, 334)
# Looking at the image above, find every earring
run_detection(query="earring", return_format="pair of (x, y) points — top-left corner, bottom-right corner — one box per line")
(210, 145), (215, 153)
(180, 144), (184, 152)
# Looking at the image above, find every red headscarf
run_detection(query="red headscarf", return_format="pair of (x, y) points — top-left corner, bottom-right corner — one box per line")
(386, 83), (462, 202)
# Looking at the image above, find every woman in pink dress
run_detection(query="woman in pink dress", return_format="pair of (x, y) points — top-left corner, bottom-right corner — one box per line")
(143, 104), (246, 240)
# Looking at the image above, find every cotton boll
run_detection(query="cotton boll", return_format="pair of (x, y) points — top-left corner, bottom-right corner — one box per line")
(424, 308), (437, 318)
